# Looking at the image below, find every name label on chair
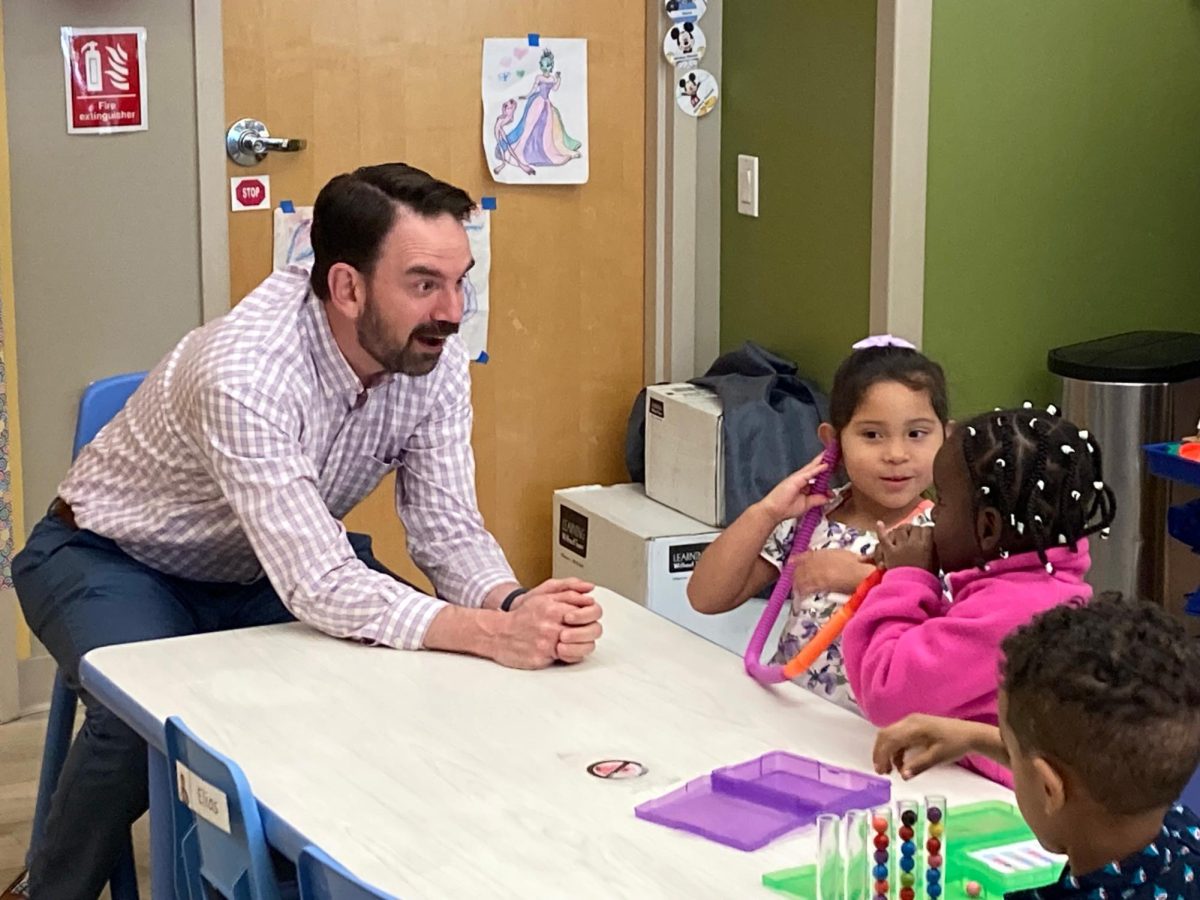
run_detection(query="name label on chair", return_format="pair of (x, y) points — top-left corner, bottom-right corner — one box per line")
(175, 762), (232, 834)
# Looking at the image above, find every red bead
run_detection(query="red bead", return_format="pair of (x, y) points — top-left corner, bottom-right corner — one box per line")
(876, 881), (890, 895)
(873, 816), (889, 833)
(899, 825), (914, 841)
(929, 854), (944, 868)
(875, 833), (890, 850)
(927, 837), (941, 854)
(901, 889), (916, 900)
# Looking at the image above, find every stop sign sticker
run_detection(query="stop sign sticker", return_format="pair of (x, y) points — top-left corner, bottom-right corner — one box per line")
(230, 175), (270, 212)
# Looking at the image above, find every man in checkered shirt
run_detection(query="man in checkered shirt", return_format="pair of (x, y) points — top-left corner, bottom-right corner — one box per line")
(12, 164), (603, 900)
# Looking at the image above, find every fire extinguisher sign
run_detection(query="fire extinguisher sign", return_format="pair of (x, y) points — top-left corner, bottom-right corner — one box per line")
(61, 27), (148, 135)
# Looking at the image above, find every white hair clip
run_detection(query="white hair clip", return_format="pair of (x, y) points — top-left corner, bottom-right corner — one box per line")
(1044, 562), (1055, 574)
(1070, 490), (1082, 501)
(1016, 522), (1026, 535)
(1058, 534), (1068, 545)
(1036, 479), (1045, 491)
(980, 486), (991, 495)
(1023, 401), (1034, 409)
(967, 426), (977, 437)
(1093, 481), (1104, 491)
(996, 458), (1007, 468)
(1047, 404), (1059, 416)
(1061, 445), (1076, 455)
(1079, 429), (1089, 440)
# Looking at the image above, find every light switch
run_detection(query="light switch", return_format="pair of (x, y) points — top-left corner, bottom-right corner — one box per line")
(737, 154), (759, 217)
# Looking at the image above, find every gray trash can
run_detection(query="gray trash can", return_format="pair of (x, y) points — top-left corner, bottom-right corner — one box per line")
(1048, 331), (1200, 603)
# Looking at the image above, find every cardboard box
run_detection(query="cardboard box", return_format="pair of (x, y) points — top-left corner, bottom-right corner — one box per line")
(644, 383), (725, 527)
(552, 483), (776, 655)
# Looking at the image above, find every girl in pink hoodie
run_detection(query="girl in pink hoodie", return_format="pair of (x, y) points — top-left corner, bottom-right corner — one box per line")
(843, 406), (1117, 786)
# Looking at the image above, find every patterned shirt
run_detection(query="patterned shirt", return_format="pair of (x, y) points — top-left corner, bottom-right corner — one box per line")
(1007, 805), (1200, 900)
(59, 266), (516, 650)
(760, 487), (934, 712)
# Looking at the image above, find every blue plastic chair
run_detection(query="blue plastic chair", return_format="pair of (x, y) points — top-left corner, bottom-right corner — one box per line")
(1182, 763), (1200, 811)
(25, 372), (147, 898)
(298, 846), (396, 899)
(165, 715), (289, 900)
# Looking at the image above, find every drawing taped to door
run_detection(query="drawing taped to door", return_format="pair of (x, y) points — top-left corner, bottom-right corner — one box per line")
(483, 38), (589, 185)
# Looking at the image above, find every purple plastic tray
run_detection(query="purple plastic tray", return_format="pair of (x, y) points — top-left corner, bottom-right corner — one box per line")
(634, 752), (890, 852)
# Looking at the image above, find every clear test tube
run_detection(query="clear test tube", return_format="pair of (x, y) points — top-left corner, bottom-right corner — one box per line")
(817, 813), (845, 900)
(925, 794), (948, 899)
(897, 800), (921, 900)
(871, 805), (894, 900)
(844, 808), (871, 900)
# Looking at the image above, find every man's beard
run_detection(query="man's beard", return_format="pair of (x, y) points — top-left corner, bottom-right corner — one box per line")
(357, 290), (459, 377)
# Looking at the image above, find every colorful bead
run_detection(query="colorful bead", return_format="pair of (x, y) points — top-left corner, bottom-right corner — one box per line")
(875, 849), (889, 865)
(901, 890), (915, 900)
(900, 809), (918, 827)
(875, 833), (890, 850)
(899, 825), (914, 842)
(874, 865), (889, 880)
(901, 841), (916, 857)
(873, 816), (890, 832)
(926, 838), (941, 854)
(876, 894), (889, 900)
(929, 884), (943, 898)
(901, 873), (916, 888)
(930, 821), (944, 838)
(929, 854), (943, 869)
(927, 806), (943, 824)
(900, 856), (915, 873)
(927, 868), (942, 883)
(966, 881), (983, 898)
(875, 881), (890, 895)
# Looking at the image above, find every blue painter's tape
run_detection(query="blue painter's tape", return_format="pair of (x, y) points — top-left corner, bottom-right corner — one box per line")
(528, 33), (540, 46)
(481, 196), (497, 210)
(280, 200), (295, 213)
(475, 351), (490, 364)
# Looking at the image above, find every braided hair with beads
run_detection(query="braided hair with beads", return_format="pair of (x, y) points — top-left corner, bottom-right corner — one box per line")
(959, 404), (1117, 573)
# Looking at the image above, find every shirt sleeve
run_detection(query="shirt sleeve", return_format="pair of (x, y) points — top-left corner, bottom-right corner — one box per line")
(396, 340), (517, 607)
(189, 378), (447, 650)
(760, 517), (797, 571)
(841, 567), (1014, 725)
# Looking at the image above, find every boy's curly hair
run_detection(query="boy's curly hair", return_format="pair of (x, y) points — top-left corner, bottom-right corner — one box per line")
(1001, 594), (1200, 814)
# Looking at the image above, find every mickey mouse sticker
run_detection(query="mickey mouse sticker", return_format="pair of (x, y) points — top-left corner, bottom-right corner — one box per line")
(663, 21), (707, 69)
(676, 68), (719, 118)
(664, 0), (707, 25)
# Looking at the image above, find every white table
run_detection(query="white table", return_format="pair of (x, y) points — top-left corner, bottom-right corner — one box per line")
(80, 588), (1011, 898)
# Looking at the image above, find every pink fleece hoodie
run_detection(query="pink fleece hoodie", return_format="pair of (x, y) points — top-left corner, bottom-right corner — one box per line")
(842, 542), (1093, 787)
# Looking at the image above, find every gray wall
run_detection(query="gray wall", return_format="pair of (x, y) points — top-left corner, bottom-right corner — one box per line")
(4, 0), (203, 522)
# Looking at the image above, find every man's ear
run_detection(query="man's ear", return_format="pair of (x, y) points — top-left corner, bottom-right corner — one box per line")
(326, 263), (366, 321)
(818, 422), (836, 448)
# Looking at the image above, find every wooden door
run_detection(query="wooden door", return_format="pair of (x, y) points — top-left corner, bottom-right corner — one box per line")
(223, 2), (646, 588)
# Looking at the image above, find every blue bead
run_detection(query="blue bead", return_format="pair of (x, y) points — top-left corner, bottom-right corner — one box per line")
(902, 841), (917, 856)
(927, 868), (942, 882)
(900, 856), (916, 872)
(874, 865), (889, 880)
(875, 850), (889, 865)
(929, 884), (943, 898)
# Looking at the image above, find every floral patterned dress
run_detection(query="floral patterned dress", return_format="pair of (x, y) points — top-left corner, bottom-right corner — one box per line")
(760, 486), (934, 713)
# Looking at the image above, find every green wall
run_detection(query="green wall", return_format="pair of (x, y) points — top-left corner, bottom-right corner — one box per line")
(719, 1), (878, 389)
(923, 0), (1200, 417)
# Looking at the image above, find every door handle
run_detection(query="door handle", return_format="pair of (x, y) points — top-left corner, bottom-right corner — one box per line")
(225, 118), (307, 167)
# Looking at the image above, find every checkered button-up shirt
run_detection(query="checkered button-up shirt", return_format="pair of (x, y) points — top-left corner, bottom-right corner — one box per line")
(59, 266), (516, 649)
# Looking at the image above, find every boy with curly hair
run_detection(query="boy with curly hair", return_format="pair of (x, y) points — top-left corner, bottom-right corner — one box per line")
(874, 594), (1200, 898)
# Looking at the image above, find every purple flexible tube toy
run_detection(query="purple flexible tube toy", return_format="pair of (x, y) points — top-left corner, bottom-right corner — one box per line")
(743, 442), (841, 684)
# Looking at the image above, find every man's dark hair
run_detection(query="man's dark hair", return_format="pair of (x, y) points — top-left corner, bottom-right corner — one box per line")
(1001, 594), (1200, 814)
(309, 163), (474, 300)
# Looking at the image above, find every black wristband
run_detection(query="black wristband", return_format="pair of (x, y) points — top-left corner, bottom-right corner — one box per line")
(500, 587), (528, 612)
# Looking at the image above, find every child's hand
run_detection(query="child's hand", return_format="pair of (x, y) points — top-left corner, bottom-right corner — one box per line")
(875, 523), (936, 572)
(794, 549), (876, 595)
(873, 714), (985, 779)
(758, 455), (830, 523)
